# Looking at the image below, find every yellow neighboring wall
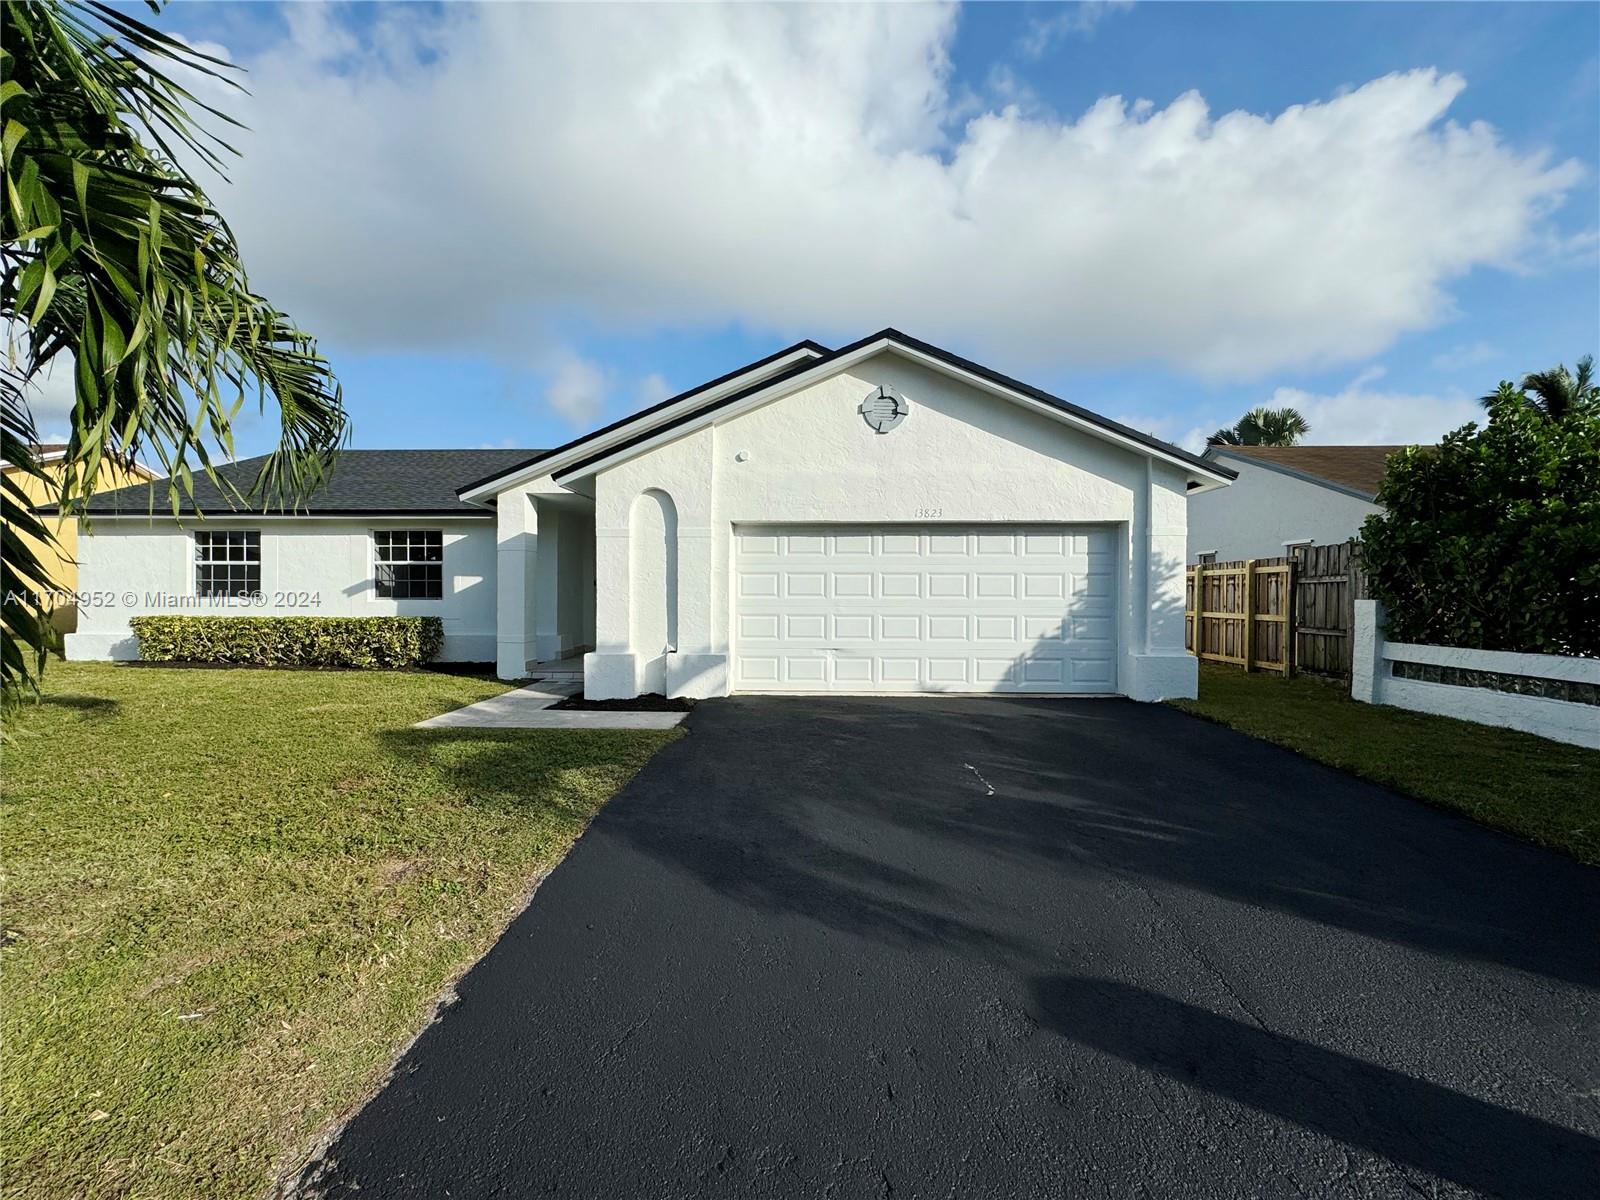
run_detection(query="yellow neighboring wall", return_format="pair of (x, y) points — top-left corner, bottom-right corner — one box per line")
(2, 444), (157, 632)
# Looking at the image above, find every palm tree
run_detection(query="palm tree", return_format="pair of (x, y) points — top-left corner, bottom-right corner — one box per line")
(1208, 406), (1310, 447)
(1521, 356), (1594, 420)
(1480, 356), (1597, 420)
(1, 1), (346, 705)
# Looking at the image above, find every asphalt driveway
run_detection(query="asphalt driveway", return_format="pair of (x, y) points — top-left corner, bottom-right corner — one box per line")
(299, 697), (1600, 1199)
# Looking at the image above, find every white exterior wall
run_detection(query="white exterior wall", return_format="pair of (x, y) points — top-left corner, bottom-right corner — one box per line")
(66, 518), (498, 662)
(1351, 601), (1599, 749)
(585, 350), (1196, 701)
(1187, 455), (1378, 561)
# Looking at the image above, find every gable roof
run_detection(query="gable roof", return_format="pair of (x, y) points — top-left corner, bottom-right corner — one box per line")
(464, 328), (1234, 498)
(67, 449), (542, 517)
(1204, 444), (1411, 501)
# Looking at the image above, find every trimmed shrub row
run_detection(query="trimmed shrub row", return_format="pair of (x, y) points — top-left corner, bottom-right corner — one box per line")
(129, 616), (444, 669)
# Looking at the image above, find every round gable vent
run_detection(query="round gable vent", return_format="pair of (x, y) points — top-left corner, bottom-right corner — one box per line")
(859, 384), (909, 434)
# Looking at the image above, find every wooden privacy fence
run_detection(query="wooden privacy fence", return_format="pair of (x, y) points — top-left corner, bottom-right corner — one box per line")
(1290, 540), (1370, 677)
(1185, 540), (1369, 677)
(1185, 558), (1293, 675)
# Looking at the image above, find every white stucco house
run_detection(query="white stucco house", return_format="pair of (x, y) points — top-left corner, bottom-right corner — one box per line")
(1187, 444), (1408, 563)
(66, 330), (1235, 700)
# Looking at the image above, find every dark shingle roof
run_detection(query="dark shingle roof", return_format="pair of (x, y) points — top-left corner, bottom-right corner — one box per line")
(74, 449), (541, 516)
(1207, 445), (1413, 499)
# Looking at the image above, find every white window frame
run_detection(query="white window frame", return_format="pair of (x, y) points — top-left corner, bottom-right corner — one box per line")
(193, 528), (261, 598)
(371, 529), (445, 600)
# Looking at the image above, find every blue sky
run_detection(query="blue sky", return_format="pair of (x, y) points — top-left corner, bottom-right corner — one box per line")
(101, 1), (1598, 458)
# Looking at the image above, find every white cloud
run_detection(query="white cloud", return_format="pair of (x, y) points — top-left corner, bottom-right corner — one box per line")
(1428, 340), (1501, 372)
(5, 322), (76, 441)
(1181, 367), (1480, 449)
(1019, 2), (1135, 60)
(1270, 379), (1481, 445)
(543, 355), (610, 427)
(22, 361), (75, 442)
(636, 373), (672, 408)
(1112, 411), (1216, 454)
(1152, 362), (1484, 451)
(201, 4), (1586, 381)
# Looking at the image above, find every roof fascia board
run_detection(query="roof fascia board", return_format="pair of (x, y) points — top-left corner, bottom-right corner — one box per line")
(557, 338), (1235, 487)
(1204, 449), (1378, 502)
(456, 341), (828, 503)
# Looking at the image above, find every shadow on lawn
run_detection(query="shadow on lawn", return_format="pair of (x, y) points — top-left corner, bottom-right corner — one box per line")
(38, 693), (120, 716)
(375, 724), (673, 816)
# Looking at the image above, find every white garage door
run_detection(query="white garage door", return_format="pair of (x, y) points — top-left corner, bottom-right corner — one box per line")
(733, 525), (1118, 693)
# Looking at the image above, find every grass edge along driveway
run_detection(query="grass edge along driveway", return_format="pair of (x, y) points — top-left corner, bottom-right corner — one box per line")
(0, 662), (678, 1200)
(1172, 664), (1600, 867)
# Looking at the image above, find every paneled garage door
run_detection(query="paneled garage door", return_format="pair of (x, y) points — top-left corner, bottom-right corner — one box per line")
(733, 525), (1118, 693)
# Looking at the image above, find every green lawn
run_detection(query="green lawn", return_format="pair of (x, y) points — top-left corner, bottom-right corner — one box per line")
(1, 662), (677, 1200)
(1173, 664), (1600, 866)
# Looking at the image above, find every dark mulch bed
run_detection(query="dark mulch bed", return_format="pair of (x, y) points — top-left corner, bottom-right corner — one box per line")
(552, 691), (695, 712)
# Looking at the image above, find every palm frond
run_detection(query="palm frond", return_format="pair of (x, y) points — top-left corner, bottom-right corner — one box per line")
(1, 0), (347, 705)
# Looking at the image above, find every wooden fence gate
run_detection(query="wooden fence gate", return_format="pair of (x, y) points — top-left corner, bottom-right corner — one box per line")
(1184, 558), (1293, 675)
(1289, 540), (1370, 677)
(1185, 540), (1368, 677)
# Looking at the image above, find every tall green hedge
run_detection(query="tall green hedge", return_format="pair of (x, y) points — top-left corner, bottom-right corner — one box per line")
(129, 616), (444, 668)
(1360, 400), (1600, 658)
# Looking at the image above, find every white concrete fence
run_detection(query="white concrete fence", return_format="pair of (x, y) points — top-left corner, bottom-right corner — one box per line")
(1352, 600), (1599, 750)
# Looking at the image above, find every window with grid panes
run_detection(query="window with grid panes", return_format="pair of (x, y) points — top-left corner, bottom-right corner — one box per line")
(373, 530), (443, 599)
(194, 530), (261, 597)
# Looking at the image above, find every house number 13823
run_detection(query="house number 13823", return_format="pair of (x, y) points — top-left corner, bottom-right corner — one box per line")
(914, 507), (943, 519)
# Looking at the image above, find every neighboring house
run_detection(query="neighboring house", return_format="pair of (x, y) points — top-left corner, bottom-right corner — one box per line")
(65, 329), (1235, 701)
(1187, 444), (1410, 563)
(2, 443), (157, 632)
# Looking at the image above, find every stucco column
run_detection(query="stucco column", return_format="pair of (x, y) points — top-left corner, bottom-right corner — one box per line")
(1145, 465), (1190, 656)
(1125, 461), (1197, 701)
(495, 489), (537, 680)
(1350, 599), (1385, 704)
(531, 504), (563, 662)
(584, 475), (635, 698)
(665, 524), (726, 698)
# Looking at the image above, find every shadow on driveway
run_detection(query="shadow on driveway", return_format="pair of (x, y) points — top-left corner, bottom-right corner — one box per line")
(602, 696), (1600, 989)
(301, 695), (1600, 1199)
(1031, 974), (1600, 1197)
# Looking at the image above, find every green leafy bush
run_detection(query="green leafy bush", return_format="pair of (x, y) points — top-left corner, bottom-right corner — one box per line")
(1360, 400), (1600, 657)
(129, 616), (444, 668)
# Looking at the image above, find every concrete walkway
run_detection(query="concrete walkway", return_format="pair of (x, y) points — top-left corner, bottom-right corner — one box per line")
(414, 681), (686, 730)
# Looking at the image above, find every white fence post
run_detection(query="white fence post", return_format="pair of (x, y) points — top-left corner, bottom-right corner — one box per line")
(1350, 599), (1385, 704)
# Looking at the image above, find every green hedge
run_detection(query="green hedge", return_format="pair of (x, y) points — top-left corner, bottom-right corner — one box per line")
(128, 616), (444, 669)
(1360, 399), (1599, 658)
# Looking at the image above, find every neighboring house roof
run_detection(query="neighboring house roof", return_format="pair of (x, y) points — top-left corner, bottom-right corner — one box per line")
(1202, 444), (1412, 502)
(66, 449), (543, 517)
(461, 328), (1234, 500)
(2, 443), (158, 479)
